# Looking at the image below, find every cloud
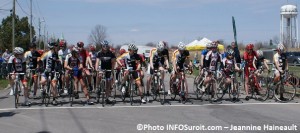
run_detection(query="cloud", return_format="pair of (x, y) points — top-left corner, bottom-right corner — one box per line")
(130, 28), (140, 32)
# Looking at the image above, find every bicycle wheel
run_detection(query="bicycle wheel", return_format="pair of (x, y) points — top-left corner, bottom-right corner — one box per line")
(130, 82), (134, 106)
(100, 80), (106, 107)
(274, 82), (296, 102)
(14, 81), (20, 108)
(159, 80), (165, 105)
(45, 80), (51, 107)
(216, 80), (226, 100)
(69, 79), (74, 106)
(257, 77), (269, 101)
(193, 75), (200, 99)
(208, 78), (217, 102)
(151, 78), (158, 101)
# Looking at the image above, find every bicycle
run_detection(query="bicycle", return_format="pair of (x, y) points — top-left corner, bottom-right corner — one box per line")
(117, 67), (126, 102)
(125, 68), (140, 106)
(150, 69), (167, 105)
(96, 69), (113, 106)
(170, 68), (191, 104)
(271, 70), (296, 102)
(41, 70), (59, 107)
(247, 67), (269, 101)
(10, 72), (26, 108)
(216, 70), (241, 102)
(199, 68), (218, 103)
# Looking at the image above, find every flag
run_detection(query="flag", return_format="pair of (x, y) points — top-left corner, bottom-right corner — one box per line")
(232, 16), (238, 48)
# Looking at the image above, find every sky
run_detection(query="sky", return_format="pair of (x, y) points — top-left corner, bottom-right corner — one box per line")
(0, 0), (299, 46)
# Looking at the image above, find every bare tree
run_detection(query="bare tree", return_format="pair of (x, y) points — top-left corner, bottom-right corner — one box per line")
(88, 25), (107, 50)
(145, 42), (155, 47)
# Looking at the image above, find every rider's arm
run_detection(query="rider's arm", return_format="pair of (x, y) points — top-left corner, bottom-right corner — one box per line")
(150, 53), (154, 69)
(253, 57), (257, 70)
(263, 59), (270, 70)
(165, 57), (170, 69)
(95, 58), (100, 71)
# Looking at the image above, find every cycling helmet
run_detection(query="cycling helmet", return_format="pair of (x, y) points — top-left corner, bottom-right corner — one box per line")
(157, 41), (165, 52)
(277, 43), (285, 52)
(119, 49), (126, 55)
(110, 47), (115, 53)
(13, 47), (24, 54)
(246, 43), (254, 50)
(59, 41), (66, 47)
(89, 44), (96, 51)
(48, 42), (57, 49)
(77, 41), (84, 47)
(128, 43), (136, 50)
(256, 50), (263, 57)
(206, 43), (211, 49)
(210, 41), (218, 48)
(72, 46), (79, 54)
(178, 42), (186, 50)
(101, 40), (109, 45)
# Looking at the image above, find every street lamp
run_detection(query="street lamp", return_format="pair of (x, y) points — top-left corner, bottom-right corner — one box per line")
(38, 18), (45, 49)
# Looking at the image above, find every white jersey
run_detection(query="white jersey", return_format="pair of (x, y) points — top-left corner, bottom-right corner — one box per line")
(205, 51), (222, 71)
(58, 48), (71, 63)
(8, 55), (26, 72)
(40, 51), (59, 70)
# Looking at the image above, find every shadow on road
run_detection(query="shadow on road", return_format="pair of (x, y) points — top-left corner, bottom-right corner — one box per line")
(0, 96), (8, 100)
(0, 111), (18, 117)
(38, 109), (51, 133)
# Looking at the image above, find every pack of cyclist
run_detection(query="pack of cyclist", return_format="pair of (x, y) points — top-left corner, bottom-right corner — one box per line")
(3, 39), (293, 106)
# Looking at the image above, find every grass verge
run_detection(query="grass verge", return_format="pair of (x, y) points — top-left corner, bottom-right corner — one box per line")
(0, 79), (9, 90)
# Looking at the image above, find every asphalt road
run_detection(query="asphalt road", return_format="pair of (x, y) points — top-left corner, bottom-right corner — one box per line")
(0, 73), (299, 133)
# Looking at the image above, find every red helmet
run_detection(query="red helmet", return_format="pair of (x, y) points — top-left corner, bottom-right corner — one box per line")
(246, 44), (254, 50)
(38, 50), (44, 55)
(110, 47), (115, 53)
(59, 41), (66, 47)
(89, 44), (96, 51)
(119, 49), (126, 55)
(77, 41), (84, 47)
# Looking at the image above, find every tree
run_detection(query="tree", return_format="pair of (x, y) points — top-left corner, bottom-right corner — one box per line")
(88, 25), (107, 51)
(0, 14), (35, 51)
(145, 42), (155, 47)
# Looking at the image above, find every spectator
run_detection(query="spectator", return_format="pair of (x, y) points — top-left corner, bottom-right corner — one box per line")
(2, 49), (10, 63)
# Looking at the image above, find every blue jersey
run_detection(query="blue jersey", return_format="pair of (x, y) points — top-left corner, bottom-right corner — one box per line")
(201, 49), (208, 56)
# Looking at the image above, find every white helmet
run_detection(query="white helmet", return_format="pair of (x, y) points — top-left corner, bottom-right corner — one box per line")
(206, 43), (211, 48)
(128, 43), (136, 50)
(178, 42), (186, 50)
(277, 43), (285, 52)
(256, 50), (263, 57)
(157, 41), (165, 52)
(13, 47), (24, 54)
(72, 46), (79, 53)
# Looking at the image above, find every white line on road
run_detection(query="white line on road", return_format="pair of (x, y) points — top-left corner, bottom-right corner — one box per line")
(0, 102), (299, 111)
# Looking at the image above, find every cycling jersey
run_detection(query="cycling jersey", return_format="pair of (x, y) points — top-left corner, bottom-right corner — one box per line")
(8, 56), (26, 73)
(88, 51), (97, 68)
(24, 50), (41, 69)
(150, 48), (168, 60)
(66, 56), (81, 68)
(174, 50), (190, 69)
(222, 58), (236, 76)
(97, 51), (116, 70)
(150, 49), (165, 68)
(205, 51), (222, 71)
(58, 48), (71, 64)
(244, 51), (257, 68)
(79, 49), (89, 68)
(117, 53), (141, 70)
(273, 53), (287, 71)
(40, 51), (59, 71)
(255, 56), (265, 69)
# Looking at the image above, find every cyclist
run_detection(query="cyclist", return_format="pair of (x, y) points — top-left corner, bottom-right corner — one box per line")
(8, 47), (30, 105)
(117, 43), (146, 103)
(95, 41), (116, 104)
(243, 43), (258, 101)
(77, 41), (91, 92)
(58, 40), (71, 93)
(86, 44), (97, 92)
(40, 42), (61, 105)
(24, 43), (41, 98)
(202, 41), (222, 101)
(255, 50), (270, 75)
(115, 49), (127, 83)
(134, 47), (146, 87)
(222, 49), (242, 100)
(195, 43), (211, 87)
(146, 42), (170, 100)
(170, 42), (192, 100)
(273, 43), (288, 101)
(65, 46), (94, 105)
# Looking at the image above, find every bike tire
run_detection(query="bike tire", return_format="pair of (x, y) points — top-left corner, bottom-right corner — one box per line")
(69, 79), (74, 107)
(101, 80), (106, 107)
(130, 82), (134, 106)
(14, 81), (20, 108)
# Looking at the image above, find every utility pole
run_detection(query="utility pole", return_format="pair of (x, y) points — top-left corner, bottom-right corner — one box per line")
(12, 0), (16, 49)
(30, 0), (32, 43)
(38, 18), (41, 49)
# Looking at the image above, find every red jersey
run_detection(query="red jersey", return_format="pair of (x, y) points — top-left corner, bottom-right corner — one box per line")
(79, 49), (89, 68)
(243, 51), (257, 68)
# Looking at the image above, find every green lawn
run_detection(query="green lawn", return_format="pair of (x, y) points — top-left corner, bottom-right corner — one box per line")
(0, 79), (9, 90)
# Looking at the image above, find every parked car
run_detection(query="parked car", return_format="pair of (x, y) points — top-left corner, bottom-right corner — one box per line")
(286, 52), (300, 66)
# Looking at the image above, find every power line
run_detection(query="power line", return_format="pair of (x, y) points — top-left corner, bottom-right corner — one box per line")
(35, 0), (43, 17)
(16, 0), (30, 16)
